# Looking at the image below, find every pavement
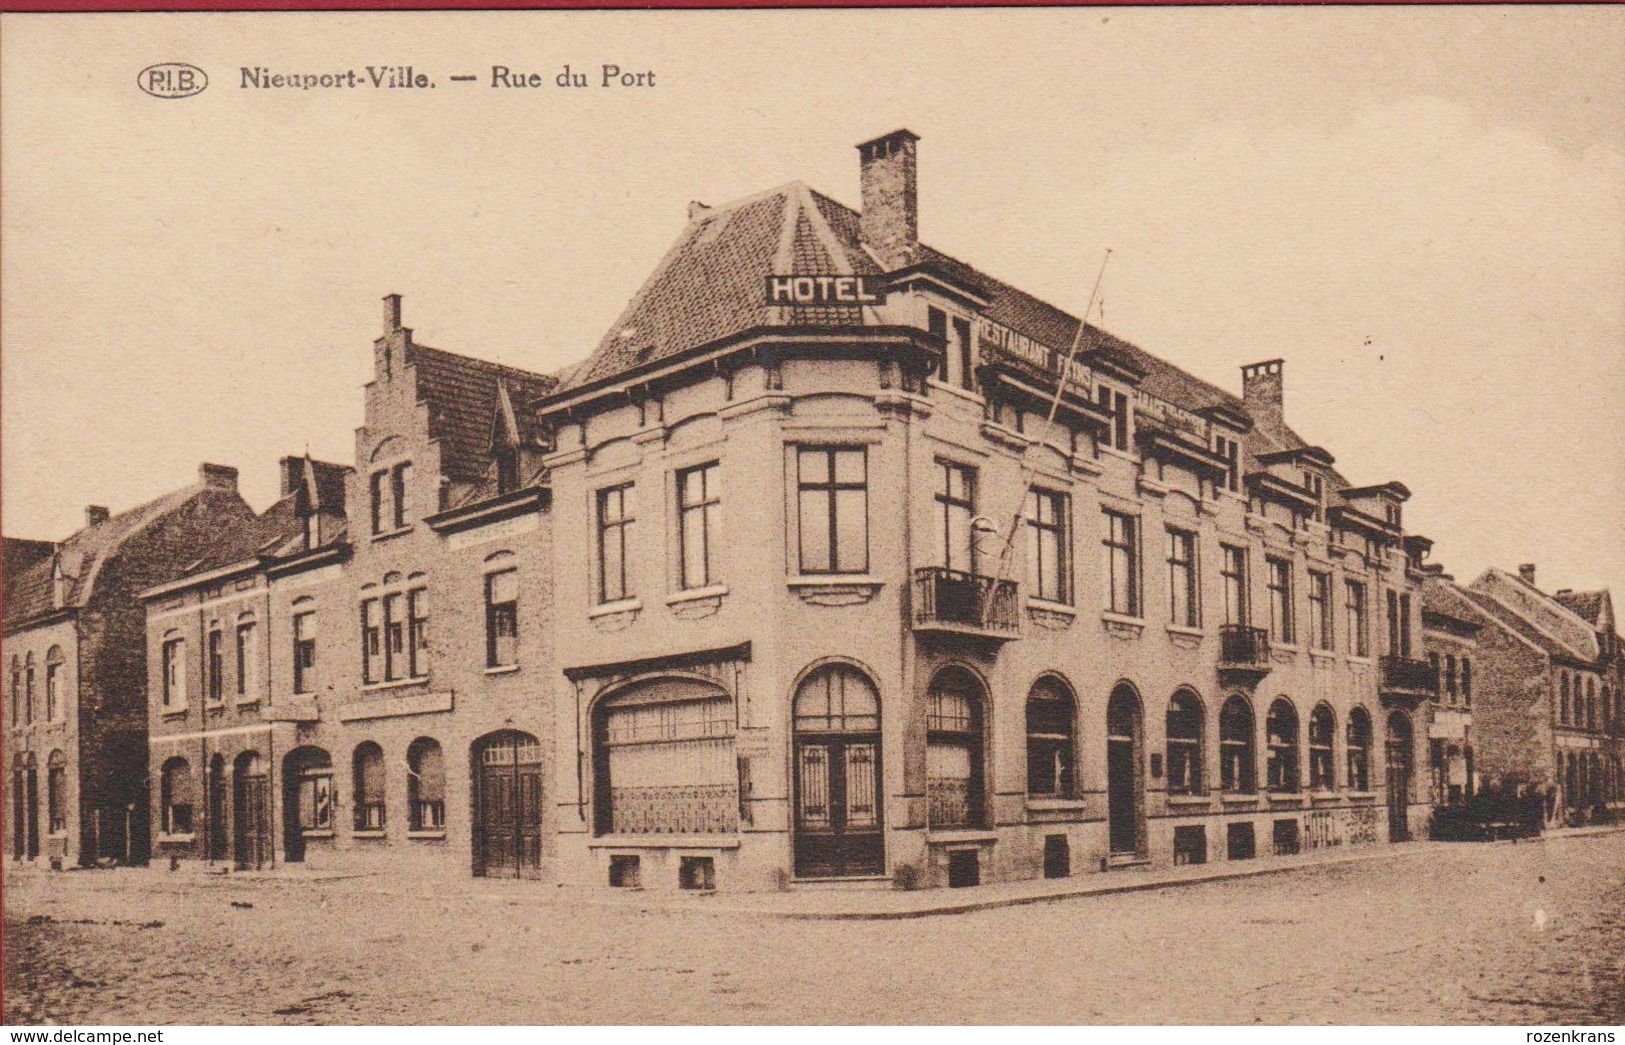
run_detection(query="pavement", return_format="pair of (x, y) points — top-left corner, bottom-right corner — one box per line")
(6, 826), (1624, 1024)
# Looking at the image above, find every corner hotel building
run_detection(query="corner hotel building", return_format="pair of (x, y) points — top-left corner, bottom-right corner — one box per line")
(143, 130), (1438, 890)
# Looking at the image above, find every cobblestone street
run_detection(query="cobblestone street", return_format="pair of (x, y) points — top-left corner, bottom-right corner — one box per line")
(5, 831), (1623, 1025)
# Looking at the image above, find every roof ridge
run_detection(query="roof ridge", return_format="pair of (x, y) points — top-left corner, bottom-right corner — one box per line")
(701, 180), (806, 218)
(410, 342), (556, 387)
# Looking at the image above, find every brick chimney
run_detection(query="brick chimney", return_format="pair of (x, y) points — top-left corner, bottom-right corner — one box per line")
(1241, 359), (1286, 438)
(857, 129), (920, 270)
(1518, 563), (1537, 587)
(84, 505), (110, 528)
(383, 293), (403, 335)
(199, 463), (239, 492)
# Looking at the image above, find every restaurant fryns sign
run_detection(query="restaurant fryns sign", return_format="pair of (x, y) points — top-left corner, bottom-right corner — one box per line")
(765, 274), (884, 306)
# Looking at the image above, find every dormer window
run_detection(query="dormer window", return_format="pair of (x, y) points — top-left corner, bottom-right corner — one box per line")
(1385, 502), (1402, 528)
(1213, 435), (1241, 493)
(1096, 385), (1131, 453)
(928, 307), (976, 392)
(1303, 472), (1325, 523)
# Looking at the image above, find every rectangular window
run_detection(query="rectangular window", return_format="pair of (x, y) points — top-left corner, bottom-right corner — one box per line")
(1400, 593), (1413, 657)
(929, 307), (950, 383)
(292, 611), (316, 694)
(47, 765), (65, 833)
(206, 628), (224, 703)
(45, 663), (59, 722)
(1102, 510), (1140, 616)
(1445, 654), (1458, 699)
(677, 463), (721, 590)
(1221, 545), (1248, 626)
(597, 484), (635, 603)
(1096, 386), (1131, 452)
(796, 448), (868, 574)
(381, 593), (404, 681)
(391, 462), (413, 529)
(1267, 557), (1294, 645)
(408, 588), (429, 679)
(369, 470), (388, 535)
(234, 622), (256, 698)
(486, 569), (519, 668)
(1346, 580), (1369, 657)
(936, 462), (977, 572)
(952, 316), (975, 392)
(1025, 488), (1069, 604)
(1304, 471), (1325, 523)
(162, 638), (185, 707)
(1167, 528), (1198, 627)
(361, 599), (382, 684)
(1387, 590), (1400, 656)
(298, 771), (333, 834)
(1308, 571), (1333, 651)
(1461, 658), (1472, 706)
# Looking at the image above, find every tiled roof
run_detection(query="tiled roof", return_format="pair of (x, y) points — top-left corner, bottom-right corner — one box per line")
(408, 344), (558, 483)
(1467, 568), (1600, 663)
(557, 182), (1316, 469)
(4, 485), (201, 628)
(1553, 590), (1607, 627)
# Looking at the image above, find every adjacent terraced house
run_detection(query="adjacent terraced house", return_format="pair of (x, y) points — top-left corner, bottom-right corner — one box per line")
(4, 465), (255, 868)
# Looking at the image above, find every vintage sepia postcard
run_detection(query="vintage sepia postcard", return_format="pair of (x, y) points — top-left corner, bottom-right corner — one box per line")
(1, 4), (1622, 1031)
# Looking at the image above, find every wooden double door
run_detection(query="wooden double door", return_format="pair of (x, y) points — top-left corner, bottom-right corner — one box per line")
(474, 731), (544, 879)
(793, 735), (883, 878)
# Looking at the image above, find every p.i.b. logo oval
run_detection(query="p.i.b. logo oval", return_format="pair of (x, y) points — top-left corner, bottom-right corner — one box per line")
(138, 64), (208, 99)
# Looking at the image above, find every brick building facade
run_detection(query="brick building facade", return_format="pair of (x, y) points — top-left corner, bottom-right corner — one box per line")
(5, 466), (255, 868)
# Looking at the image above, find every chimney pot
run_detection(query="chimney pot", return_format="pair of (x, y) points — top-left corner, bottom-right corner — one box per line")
(383, 293), (403, 335)
(857, 129), (921, 269)
(1518, 563), (1537, 586)
(85, 505), (110, 528)
(199, 463), (239, 492)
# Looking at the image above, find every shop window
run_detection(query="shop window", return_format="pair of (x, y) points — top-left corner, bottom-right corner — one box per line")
(1308, 703), (1336, 790)
(927, 668), (987, 829)
(594, 678), (738, 836)
(353, 742), (385, 831)
(1266, 699), (1300, 793)
(1173, 826), (1207, 866)
(161, 757), (194, 835)
(1025, 677), (1076, 798)
(1347, 706), (1373, 792)
(1219, 696), (1256, 793)
(1167, 689), (1205, 795)
(408, 738), (446, 831)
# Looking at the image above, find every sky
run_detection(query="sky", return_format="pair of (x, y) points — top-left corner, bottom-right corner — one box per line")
(3, 8), (1622, 601)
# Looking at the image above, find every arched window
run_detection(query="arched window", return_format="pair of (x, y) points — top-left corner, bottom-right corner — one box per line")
(44, 647), (64, 722)
(47, 751), (66, 833)
(1219, 696), (1255, 793)
(1166, 690), (1204, 796)
(1026, 677), (1076, 798)
(1561, 673), (1571, 724)
(161, 757), (194, 835)
(927, 667), (987, 828)
(353, 742), (385, 831)
(408, 738), (445, 831)
(1309, 703), (1336, 790)
(23, 653), (35, 725)
(1266, 699), (1300, 793)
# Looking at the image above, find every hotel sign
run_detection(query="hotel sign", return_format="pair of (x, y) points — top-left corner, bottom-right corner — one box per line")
(765, 274), (884, 306)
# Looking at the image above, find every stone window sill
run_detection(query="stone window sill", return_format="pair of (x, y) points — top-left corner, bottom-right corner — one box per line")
(1166, 793), (1212, 806)
(301, 829), (335, 840)
(352, 830), (387, 840)
(1025, 796), (1087, 811)
(1026, 597), (1077, 617)
(370, 525), (415, 543)
(407, 830), (447, 841)
(589, 597), (643, 620)
(162, 706), (189, 718)
(362, 677), (429, 694)
(1220, 793), (1259, 805)
(666, 584), (729, 607)
(484, 664), (521, 676)
(157, 833), (195, 844)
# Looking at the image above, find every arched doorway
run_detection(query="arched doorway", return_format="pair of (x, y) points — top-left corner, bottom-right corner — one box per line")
(793, 664), (883, 878)
(1385, 711), (1414, 842)
(233, 752), (269, 870)
(472, 730), (543, 879)
(281, 746), (332, 864)
(207, 754), (228, 863)
(1106, 685), (1145, 858)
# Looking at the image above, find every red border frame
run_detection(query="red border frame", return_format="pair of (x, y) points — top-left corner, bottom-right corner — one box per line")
(1, 0), (1596, 11)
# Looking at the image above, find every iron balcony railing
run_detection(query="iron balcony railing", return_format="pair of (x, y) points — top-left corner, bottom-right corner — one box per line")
(1218, 625), (1271, 667)
(1380, 655), (1439, 696)
(913, 567), (1020, 635)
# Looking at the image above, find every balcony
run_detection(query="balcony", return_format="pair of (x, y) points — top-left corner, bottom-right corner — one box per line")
(913, 567), (1020, 642)
(1217, 625), (1271, 684)
(1380, 655), (1437, 706)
